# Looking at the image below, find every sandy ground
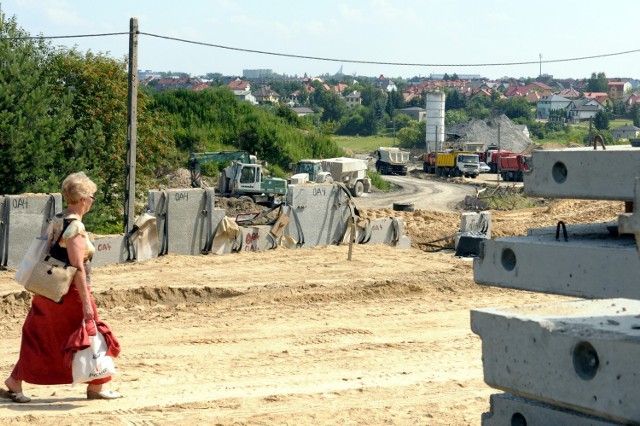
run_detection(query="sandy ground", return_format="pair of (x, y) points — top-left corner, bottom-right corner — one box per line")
(0, 197), (625, 425)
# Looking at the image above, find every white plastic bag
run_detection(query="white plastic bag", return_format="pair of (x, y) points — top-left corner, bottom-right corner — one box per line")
(72, 322), (116, 384)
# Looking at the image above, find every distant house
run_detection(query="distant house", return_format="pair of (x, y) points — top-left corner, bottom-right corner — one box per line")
(611, 124), (640, 141)
(253, 86), (281, 104)
(583, 92), (610, 106)
(345, 91), (362, 109)
(608, 81), (631, 100)
(292, 107), (314, 117)
(558, 88), (581, 99)
(396, 107), (426, 122)
(623, 92), (640, 110)
(536, 94), (571, 119)
(332, 83), (348, 94)
(375, 75), (397, 92)
(232, 90), (257, 105)
(228, 78), (251, 91)
(567, 98), (603, 123)
(530, 81), (553, 91)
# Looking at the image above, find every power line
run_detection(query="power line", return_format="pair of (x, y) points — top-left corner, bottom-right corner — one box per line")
(1, 32), (130, 40)
(4, 30), (640, 68)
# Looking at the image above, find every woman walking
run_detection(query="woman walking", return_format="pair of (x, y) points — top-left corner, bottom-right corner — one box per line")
(1, 172), (121, 402)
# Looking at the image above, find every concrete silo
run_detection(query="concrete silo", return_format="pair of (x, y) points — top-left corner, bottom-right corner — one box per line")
(425, 91), (446, 151)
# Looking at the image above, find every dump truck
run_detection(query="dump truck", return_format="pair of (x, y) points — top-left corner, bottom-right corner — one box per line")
(499, 154), (530, 182)
(189, 151), (287, 206)
(422, 151), (442, 174)
(292, 157), (371, 197)
(321, 157), (371, 197)
(373, 147), (409, 175)
(435, 151), (480, 178)
(485, 149), (513, 173)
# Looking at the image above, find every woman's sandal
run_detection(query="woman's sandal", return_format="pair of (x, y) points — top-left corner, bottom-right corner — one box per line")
(86, 389), (122, 400)
(0, 388), (31, 403)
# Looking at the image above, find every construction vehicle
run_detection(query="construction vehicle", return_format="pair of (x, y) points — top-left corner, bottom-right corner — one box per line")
(499, 154), (530, 182)
(435, 151), (480, 178)
(188, 151), (287, 205)
(292, 157), (371, 197)
(321, 157), (371, 197)
(422, 151), (441, 174)
(373, 147), (409, 175)
(292, 159), (333, 184)
(486, 149), (513, 173)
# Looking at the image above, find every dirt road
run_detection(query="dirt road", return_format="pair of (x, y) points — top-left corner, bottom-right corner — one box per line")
(0, 197), (624, 425)
(357, 174), (475, 211)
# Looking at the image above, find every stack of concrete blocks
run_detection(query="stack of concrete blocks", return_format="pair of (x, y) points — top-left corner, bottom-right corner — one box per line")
(472, 146), (640, 425)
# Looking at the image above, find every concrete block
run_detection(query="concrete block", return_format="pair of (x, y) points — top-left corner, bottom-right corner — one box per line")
(455, 234), (486, 257)
(238, 226), (277, 252)
(473, 233), (640, 299)
(527, 221), (617, 237)
(363, 217), (405, 246)
(460, 211), (491, 239)
(525, 146), (640, 201)
(1, 194), (62, 269)
(148, 188), (219, 256)
(483, 393), (621, 426)
(92, 235), (127, 267)
(285, 184), (352, 247)
(396, 235), (411, 249)
(471, 298), (640, 424)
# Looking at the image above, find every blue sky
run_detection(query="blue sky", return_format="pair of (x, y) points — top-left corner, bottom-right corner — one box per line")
(2, 0), (638, 80)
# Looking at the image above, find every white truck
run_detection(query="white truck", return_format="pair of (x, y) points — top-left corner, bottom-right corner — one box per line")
(374, 147), (409, 175)
(292, 157), (371, 197)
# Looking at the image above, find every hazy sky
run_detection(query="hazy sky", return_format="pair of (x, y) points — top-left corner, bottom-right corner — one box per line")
(3, 0), (638, 80)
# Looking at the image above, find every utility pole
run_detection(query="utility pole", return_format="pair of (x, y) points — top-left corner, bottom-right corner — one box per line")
(124, 17), (138, 233)
(539, 53), (542, 77)
(496, 123), (501, 185)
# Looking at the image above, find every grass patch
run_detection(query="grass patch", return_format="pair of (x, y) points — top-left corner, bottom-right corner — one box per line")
(367, 170), (391, 191)
(332, 135), (397, 154)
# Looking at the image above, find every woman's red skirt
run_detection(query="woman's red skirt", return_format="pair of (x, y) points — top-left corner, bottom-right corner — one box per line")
(11, 282), (110, 385)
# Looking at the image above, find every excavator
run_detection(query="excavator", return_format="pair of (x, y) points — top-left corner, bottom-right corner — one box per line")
(188, 151), (287, 206)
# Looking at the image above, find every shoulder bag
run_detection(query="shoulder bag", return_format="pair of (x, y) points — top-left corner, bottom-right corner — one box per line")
(21, 219), (78, 303)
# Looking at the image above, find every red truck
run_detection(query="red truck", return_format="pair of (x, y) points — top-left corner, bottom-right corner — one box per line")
(486, 149), (512, 173)
(422, 151), (439, 174)
(499, 154), (530, 182)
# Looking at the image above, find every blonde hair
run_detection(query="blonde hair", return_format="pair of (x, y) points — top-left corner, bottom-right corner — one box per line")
(61, 172), (98, 204)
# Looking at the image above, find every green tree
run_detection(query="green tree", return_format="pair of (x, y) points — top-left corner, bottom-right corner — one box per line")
(502, 96), (534, 121)
(593, 110), (610, 131)
(313, 89), (346, 123)
(445, 89), (467, 110)
(396, 121), (421, 148)
(0, 13), (72, 194)
(445, 109), (469, 126)
(47, 48), (179, 232)
(466, 96), (491, 119)
(587, 72), (608, 92)
(631, 103), (640, 127)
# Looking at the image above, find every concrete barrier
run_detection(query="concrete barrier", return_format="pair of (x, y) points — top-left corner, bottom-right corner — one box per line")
(0, 194), (62, 270)
(1, 185), (410, 271)
(483, 393), (619, 426)
(472, 298), (640, 424)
